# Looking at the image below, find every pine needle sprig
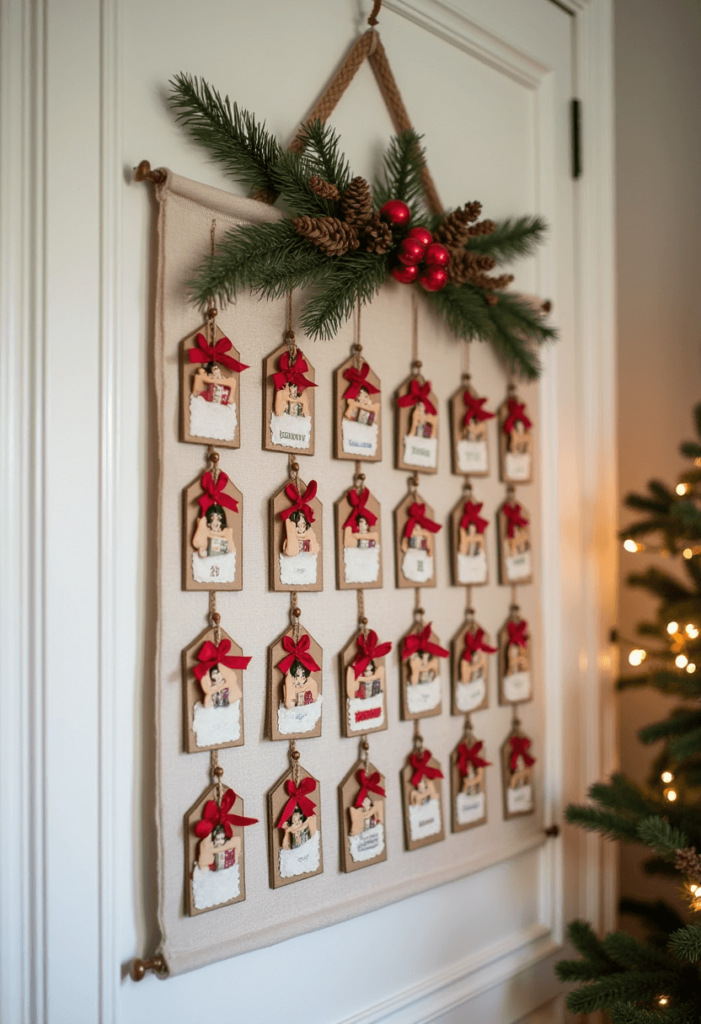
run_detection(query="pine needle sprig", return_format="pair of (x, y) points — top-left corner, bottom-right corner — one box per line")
(298, 253), (390, 341)
(565, 804), (642, 842)
(465, 215), (548, 262)
(636, 817), (689, 859)
(373, 129), (428, 223)
(669, 925), (701, 963)
(169, 74), (281, 195)
(297, 120), (352, 194)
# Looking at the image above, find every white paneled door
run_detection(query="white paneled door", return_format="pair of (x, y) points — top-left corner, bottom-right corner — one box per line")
(0, 1), (615, 1023)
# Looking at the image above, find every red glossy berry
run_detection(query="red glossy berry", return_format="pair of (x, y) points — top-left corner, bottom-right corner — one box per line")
(419, 265), (449, 292)
(392, 264), (420, 284)
(380, 199), (411, 226)
(397, 237), (426, 267)
(424, 242), (450, 267)
(407, 226), (433, 247)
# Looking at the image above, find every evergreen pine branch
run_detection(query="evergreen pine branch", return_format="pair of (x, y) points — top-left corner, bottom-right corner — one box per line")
(187, 220), (330, 307)
(465, 215), (548, 262)
(266, 148), (336, 216)
(564, 920), (621, 973)
(602, 930), (677, 972)
(669, 726), (701, 761)
(298, 253), (389, 341)
(639, 710), (701, 745)
(643, 855), (684, 878)
(669, 925), (701, 963)
(636, 816), (688, 858)
(566, 970), (680, 1014)
(611, 1004), (698, 1024)
(565, 804), (641, 842)
(296, 120), (352, 193)
(588, 775), (655, 817)
(373, 129), (427, 222)
(680, 441), (701, 459)
(626, 569), (693, 604)
(619, 899), (687, 940)
(169, 73), (281, 194)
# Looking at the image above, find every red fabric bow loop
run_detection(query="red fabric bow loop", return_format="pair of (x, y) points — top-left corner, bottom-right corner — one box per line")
(507, 620), (529, 649)
(509, 736), (536, 772)
(462, 391), (494, 427)
(277, 777), (317, 828)
(277, 634), (321, 675)
(343, 487), (378, 532)
(457, 741), (491, 776)
(194, 788), (259, 839)
(279, 480), (317, 525)
(272, 350), (317, 394)
(197, 471), (239, 517)
(503, 501), (528, 539)
(460, 500), (488, 534)
(354, 769), (386, 808)
(342, 362), (380, 400)
(397, 378), (437, 416)
(188, 332), (249, 373)
(462, 628), (497, 660)
(353, 629), (392, 679)
(409, 749), (444, 789)
(401, 624), (449, 661)
(403, 502), (442, 540)
(193, 639), (252, 682)
(503, 398), (532, 435)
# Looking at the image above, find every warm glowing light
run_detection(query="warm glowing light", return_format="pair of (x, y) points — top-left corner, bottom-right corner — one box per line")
(666, 789), (678, 802)
(628, 649), (647, 666)
(687, 664), (696, 674)
(659, 996), (669, 1006)
(668, 621), (680, 634)
(690, 884), (698, 894)
(676, 654), (689, 668)
(684, 548), (694, 559)
(623, 538), (639, 553)
(676, 483), (689, 496)
(661, 771), (674, 784)
(686, 624), (699, 638)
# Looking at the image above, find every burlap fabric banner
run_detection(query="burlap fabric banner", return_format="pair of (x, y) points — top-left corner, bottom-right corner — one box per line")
(153, 171), (544, 976)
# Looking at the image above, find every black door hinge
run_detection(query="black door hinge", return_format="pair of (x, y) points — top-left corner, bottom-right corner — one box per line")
(571, 99), (582, 179)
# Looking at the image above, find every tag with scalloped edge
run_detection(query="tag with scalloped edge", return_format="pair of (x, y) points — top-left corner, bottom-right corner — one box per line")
(338, 755), (388, 872)
(334, 355), (382, 462)
(401, 742), (445, 850)
(502, 723), (536, 819)
(395, 373), (439, 473)
(449, 380), (494, 477)
(267, 761), (323, 888)
(263, 342), (316, 455)
(183, 457), (243, 592)
(336, 484), (383, 590)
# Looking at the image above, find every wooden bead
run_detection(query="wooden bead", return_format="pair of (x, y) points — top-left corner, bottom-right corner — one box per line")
(291, 749), (301, 761)
(361, 740), (370, 751)
(357, 473), (366, 482)
(211, 612), (221, 625)
(291, 461), (299, 472)
(213, 766), (224, 778)
(210, 451), (220, 464)
(361, 617), (369, 625)
(416, 607), (425, 617)
(292, 607), (301, 618)
(206, 307), (218, 319)
(412, 360), (422, 370)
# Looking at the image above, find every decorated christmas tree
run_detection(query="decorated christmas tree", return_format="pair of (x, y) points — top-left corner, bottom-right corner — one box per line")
(556, 405), (701, 1021)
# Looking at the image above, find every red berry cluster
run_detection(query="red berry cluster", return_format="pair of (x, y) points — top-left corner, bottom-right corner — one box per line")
(379, 200), (450, 292)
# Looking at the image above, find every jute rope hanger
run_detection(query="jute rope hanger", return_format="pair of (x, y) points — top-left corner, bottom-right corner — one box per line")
(280, 4), (445, 218)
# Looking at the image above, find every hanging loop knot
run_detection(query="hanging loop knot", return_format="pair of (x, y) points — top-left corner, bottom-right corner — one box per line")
(273, 350), (316, 394)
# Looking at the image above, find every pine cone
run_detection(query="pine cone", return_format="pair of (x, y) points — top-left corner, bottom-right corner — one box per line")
(308, 176), (340, 202)
(361, 212), (393, 254)
(447, 249), (480, 285)
(341, 177), (373, 225)
(675, 847), (701, 879)
(434, 202), (483, 248)
(293, 215), (359, 256)
(471, 272), (514, 291)
(468, 219), (496, 237)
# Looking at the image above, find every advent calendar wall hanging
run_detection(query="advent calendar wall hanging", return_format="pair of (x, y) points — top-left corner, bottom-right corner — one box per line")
(142, 5), (554, 976)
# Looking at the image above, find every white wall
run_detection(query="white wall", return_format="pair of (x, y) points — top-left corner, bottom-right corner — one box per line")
(615, 0), (701, 925)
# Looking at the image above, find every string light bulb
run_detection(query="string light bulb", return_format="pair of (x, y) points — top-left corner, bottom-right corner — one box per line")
(665, 789), (678, 802)
(623, 538), (640, 553)
(668, 621), (679, 634)
(676, 483), (689, 496)
(684, 548), (694, 559)
(661, 771), (674, 784)
(686, 624), (699, 638)
(676, 654), (689, 669)
(687, 663), (696, 674)
(690, 884), (698, 894)
(628, 649), (647, 667)
(658, 996), (669, 1006)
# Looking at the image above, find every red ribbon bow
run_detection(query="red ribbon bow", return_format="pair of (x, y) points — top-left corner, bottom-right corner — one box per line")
(353, 629), (392, 679)
(277, 777), (317, 828)
(403, 502), (442, 540)
(279, 480), (317, 524)
(397, 378), (437, 416)
(188, 332), (250, 373)
(193, 639), (252, 682)
(401, 624), (449, 661)
(460, 500), (488, 534)
(272, 350), (317, 394)
(457, 741), (491, 776)
(507, 620), (529, 649)
(343, 362), (380, 401)
(343, 488), (378, 532)
(462, 628), (497, 660)
(503, 398), (532, 435)
(462, 391), (494, 427)
(194, 789), (258, 839)
(354, 769), (386, 808)
(509, 736), (536, 772)
(277, 634), (321, 675)
(503, 501), (528, 539)
(409, 749), (444, 788)
(197, 471), (239, 517)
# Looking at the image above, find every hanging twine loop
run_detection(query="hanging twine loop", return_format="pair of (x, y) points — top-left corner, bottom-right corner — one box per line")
(290, 591), (301, 642)
(463, 713), (474, 739)
(353, 461), (365, 493)
(289, 739), (301, 784)
(284, 292), (297, 362)
(465, 586), (474, 621)
(208, 447), (220, 485)
(413, 589), (425, 628)
(409, 472), (419, 499)
(211, 749), (224, 805)
(209, 591), (221, 645)
(361, 734), (370, 771)
(412, 720), (424, 754)
(206, 220), (218, 333)
(367, 0), (382, 27)
(357, 589), (368, 633)
(288, 456), (299, 484)
(353, 300), (363, 369)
